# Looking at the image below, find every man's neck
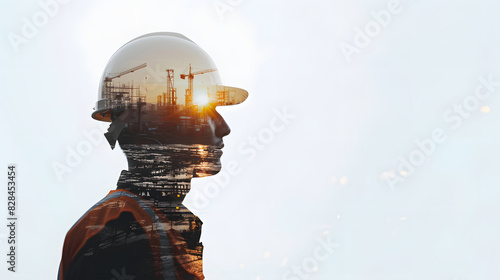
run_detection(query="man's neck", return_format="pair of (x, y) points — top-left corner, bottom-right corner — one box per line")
(116, 169), (192, 215)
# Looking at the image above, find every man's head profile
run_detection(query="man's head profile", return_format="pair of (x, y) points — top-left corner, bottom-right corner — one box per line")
(90, 32), (248, 181)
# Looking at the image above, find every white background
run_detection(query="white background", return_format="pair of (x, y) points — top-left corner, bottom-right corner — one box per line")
(2, 0), (500, 279)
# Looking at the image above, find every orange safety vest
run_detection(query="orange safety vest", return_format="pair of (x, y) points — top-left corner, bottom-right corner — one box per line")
(58, 189), (203, 280)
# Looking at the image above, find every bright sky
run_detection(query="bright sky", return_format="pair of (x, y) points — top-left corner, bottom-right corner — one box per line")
(2, 0), (500, 280)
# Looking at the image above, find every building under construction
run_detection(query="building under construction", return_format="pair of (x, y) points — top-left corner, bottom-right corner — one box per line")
(103, 63), (239, 112)
(102, 63), (240, 142)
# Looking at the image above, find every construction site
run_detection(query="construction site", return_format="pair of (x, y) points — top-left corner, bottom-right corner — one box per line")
(100, 62), (241, 143)
(103, 63), (238, 108)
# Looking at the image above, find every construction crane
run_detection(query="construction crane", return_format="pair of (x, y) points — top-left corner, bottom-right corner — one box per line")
(158, 69), (178, 109)
(104, 63), (147, 81)
(165, 69), (177, 106)
(180, 64), (217, 108)
(103, 63), (147, 111)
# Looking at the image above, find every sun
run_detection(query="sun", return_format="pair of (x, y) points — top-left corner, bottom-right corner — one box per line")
(193, 94), (210, 106)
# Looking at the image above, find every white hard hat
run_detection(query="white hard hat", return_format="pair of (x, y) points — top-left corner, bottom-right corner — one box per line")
(92, 32), (248, 122)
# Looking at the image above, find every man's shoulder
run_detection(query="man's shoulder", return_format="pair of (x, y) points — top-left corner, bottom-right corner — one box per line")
(59, 190), (157, 280)
(67, 190), (143, 233)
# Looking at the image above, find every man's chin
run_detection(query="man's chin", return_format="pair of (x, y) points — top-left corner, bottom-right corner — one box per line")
(193, 160), (222, 178)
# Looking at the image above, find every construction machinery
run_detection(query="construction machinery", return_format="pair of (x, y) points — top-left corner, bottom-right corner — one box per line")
(162, 69), (177, 107)
(103, 63), (148, 110)
(180, 64), (217, 108)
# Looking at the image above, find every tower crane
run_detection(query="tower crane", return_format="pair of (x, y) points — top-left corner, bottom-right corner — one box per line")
(103, 63), (148, 111)
(180, 64), (217, 108)
(165, 69), (177, 106)
(104, 63), (147, 81)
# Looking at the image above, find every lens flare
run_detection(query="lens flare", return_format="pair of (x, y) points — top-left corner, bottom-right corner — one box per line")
(194, 95), (210, 106)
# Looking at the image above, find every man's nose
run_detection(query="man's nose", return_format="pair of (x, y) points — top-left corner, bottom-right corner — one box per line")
(216, 118), (231, 138)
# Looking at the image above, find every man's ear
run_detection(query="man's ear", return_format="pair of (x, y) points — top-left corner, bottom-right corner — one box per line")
(104, 109), (129, 149)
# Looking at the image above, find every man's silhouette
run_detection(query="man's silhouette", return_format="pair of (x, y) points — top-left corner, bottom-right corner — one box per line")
(58, 32), (248, 280)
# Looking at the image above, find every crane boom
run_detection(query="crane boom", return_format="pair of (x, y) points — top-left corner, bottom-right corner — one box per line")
(105, 63), (147, 81)
(180, 64), (218, 108)
(180, 68), (217, 79)
(192, 68), (217, 75)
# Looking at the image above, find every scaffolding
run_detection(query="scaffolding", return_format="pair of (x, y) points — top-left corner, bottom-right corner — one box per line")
(102, 63), (147, 111)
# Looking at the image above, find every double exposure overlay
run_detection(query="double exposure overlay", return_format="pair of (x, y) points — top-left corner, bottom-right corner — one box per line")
(58, 33), (248, 280)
